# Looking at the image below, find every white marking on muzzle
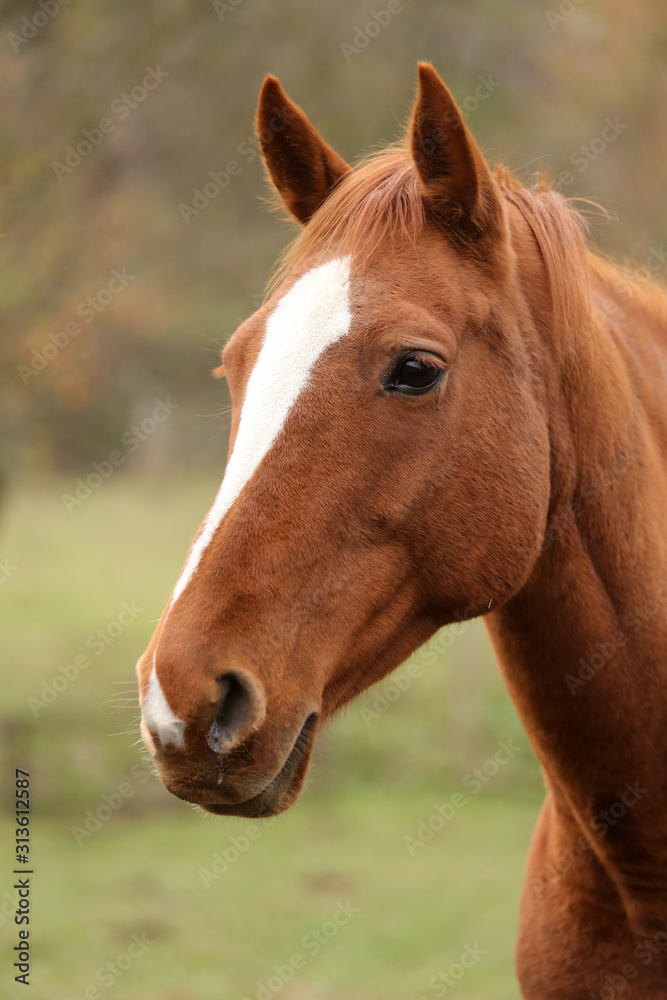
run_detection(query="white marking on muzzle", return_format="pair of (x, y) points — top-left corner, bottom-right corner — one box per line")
(170, 255), (352, 606)
(141, 661), (186, 749)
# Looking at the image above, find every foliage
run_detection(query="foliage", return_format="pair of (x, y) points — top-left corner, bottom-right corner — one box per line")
(2, 0), (666, 477)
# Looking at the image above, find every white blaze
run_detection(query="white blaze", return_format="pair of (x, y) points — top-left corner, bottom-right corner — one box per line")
(171, 255), (352, 606)
(141, 256), (353, 744)
(141, 659), (186, 748)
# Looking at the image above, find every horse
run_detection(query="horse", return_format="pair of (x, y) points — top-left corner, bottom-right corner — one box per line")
(136, 64), (667, 998)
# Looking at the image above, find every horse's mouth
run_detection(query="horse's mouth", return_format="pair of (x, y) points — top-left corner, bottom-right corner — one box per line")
(202, 712), (318, 819)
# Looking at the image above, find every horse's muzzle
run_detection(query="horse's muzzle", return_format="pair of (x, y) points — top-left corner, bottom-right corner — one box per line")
(142, 673), (318, 818)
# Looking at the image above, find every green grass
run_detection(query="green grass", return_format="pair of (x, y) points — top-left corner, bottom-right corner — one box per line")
(0, 473), (542, 999)
(1, 787), (538, 1000)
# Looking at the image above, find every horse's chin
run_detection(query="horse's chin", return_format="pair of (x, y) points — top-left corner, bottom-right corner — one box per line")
(202, 712), (317, 818)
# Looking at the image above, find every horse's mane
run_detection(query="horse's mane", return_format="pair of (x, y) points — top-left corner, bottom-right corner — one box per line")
(267, 146), (667, 369)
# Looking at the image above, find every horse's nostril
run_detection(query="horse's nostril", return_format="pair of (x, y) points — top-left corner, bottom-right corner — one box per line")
(207, 670), (266, 755)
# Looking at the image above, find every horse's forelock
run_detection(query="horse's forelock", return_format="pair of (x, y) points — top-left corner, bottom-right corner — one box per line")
(267, 148), (426, 294)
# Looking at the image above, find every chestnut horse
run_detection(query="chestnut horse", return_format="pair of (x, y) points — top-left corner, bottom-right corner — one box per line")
(137, 65), (667, 998)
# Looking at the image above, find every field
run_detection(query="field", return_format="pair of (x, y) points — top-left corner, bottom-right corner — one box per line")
(0, 474), (543, 999)
(3, 2), (665, 996)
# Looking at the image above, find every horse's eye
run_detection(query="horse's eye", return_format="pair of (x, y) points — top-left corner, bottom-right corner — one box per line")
(386, 354), (445, 394)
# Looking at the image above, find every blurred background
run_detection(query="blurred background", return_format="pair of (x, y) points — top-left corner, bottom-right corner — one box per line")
(1, 1), (665, 997)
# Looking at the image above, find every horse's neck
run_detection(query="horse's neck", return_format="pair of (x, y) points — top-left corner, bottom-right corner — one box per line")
(486, 206), (667, 924)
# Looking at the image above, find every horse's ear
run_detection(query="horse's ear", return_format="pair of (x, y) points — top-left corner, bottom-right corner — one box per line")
(257, 76), (351, 225)
(410, 64), (503, 240)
